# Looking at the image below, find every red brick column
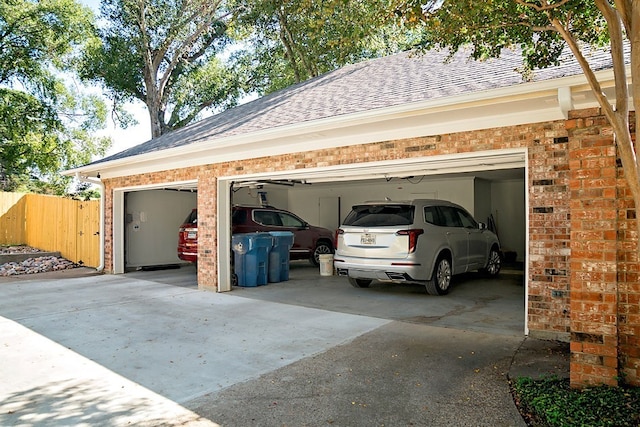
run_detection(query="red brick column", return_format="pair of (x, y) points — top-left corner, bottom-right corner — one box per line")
(568, 109), (619, 387)
(527, 132), (571, 339)
(616, 112), (640, 386)
(197, 170), (218, 291)
(618, 164), (640, 386)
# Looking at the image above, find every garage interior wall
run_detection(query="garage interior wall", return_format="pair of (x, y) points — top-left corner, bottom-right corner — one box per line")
(125, 189), (197, 268)
(490, 179), (526, 261)
(232, 174), (525, 262)
(474, 179), (492, 224)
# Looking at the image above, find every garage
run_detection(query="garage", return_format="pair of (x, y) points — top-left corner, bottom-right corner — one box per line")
(64, 45), (640, 387)
(113, 148), (526, 284)
(107, 153), (527, 281)
(67, 46), (615, 348)
(216, 149), (527, 293)
(114, 147), (528, 338)
(79, 48), (584, 302)
(107, 147), (526, 337)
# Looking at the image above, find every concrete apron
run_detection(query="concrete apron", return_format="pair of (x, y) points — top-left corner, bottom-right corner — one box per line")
(0, 274), (389, 426)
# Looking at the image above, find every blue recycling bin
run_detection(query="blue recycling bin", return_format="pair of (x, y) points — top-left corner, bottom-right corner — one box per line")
(232, 233), (273, 287)
(268, 231), (295, 282)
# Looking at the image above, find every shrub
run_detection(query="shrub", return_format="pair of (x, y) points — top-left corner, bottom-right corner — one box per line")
(512, 376), (640, 427)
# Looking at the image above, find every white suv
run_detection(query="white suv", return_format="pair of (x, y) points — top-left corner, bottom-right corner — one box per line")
(334, 199), (501, 295)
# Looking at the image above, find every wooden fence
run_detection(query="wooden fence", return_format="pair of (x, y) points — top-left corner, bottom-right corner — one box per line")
(0, 192), (27, 245)
(0, 192), (100, 267)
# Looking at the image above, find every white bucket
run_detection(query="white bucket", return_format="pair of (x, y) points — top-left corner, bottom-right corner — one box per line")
(319, 254), (334, 276)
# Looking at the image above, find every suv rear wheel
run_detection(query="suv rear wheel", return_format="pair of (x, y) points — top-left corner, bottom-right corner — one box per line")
(425, 256), (452, 296)
(349, 278), (372, 288)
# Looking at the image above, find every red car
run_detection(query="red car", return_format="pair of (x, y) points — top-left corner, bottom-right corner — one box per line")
(177, 205), (335, 265)
(177, 209), (199, 263)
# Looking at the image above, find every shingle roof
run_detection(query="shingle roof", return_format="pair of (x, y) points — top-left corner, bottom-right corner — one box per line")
(93, 47), (615, 165)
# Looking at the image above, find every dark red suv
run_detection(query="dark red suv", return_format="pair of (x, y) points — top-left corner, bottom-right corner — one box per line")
(177, 209), (198, 263)
(178, 205), (335, 265)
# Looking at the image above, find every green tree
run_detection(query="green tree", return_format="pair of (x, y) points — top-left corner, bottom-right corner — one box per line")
(393, 0), (640, 251)
(81, 0), (242, 138)
(0, 0), (110, 194)
(231, 0), (412, 94)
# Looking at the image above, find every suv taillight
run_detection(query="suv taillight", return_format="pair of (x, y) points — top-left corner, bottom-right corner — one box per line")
(396, 229), (424, 253)
(335, 229), (344, 247)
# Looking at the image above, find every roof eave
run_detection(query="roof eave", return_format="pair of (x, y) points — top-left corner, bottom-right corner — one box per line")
(65, 68), (619, 180)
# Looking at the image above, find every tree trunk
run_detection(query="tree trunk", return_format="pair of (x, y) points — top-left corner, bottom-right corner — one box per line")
(147, 99), (163, 139)
(550, 2), (640, 254)
(277, 9), (301, 83)
(143, 50), (163, 138)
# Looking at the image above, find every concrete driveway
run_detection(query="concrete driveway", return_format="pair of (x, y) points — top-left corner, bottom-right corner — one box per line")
(234, 262), (526, 336)
(0, 264), (533, 426)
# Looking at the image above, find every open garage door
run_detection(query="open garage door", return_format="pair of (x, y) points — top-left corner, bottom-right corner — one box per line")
(217, 149), (527, 293)
(112, 181), (198, 274)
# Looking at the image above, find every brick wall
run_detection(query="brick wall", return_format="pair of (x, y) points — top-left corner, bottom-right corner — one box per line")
(567, 109), (620, 386)
(618, 160), (640, 386)
(197, 168), (219, 291)
(528, 133), (572, 340)
(618, 177), (640, 384)
(614, 112), (639, 387)
(99, 108), (638, 387)
(566, 109), (639, 387)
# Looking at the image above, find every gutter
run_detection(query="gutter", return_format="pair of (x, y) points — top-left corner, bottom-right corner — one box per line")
(76, 173), (105, 273)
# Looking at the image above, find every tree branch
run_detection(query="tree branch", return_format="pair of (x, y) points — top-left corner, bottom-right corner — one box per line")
(613, 0), (633, 37)
(153, 0), (225, 71)
(595, 0), (629, 118)
(515, 0), (572, 12)
(156, 2), (226, 98)
(517, 1), (619, 125)
(277, 8), (302, 82)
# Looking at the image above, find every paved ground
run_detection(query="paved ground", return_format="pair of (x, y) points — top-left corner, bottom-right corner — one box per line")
(0, 264), (569, 426)
(231, 262), (526, 337)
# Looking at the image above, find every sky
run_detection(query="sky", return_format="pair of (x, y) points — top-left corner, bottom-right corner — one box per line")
(98, 101), (151, 156)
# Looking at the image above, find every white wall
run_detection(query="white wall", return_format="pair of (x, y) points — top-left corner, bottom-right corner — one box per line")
(231, 177), (482, 227)
(229, 175), (526, 262)
(286, 176), (475, 229)
(490, 179), (526, 261)
(125, 189), (197, 268)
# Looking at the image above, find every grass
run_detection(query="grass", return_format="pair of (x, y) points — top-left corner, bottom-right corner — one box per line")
(512, 376), (640, 426)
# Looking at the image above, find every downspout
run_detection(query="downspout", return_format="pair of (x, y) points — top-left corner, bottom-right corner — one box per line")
(76, 172), (105, 272)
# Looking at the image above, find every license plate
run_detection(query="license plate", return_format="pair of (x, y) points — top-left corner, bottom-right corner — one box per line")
(361, 233), (376, 245)
(187, 231), (197, 239)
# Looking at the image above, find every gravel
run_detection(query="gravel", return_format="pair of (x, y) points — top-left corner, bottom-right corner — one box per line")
(0, 246), (80, 276)
(0, 245), (44, 254)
